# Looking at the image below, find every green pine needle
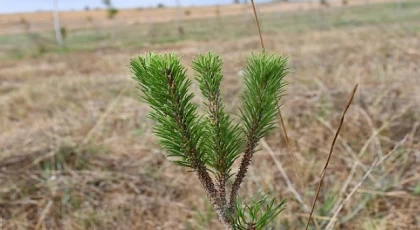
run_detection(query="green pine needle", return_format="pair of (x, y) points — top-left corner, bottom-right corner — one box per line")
(241, 52), (288, 144)
(130, 53), (207, 169)
(230, 193), (287, 230)
(130, 51), (288, 229)
(192, 52), (244, 179)
(229, 52), (288, 212)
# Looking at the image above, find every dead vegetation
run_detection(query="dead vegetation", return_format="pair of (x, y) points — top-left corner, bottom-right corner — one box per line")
(0, 0), (396, 36)
(1, 1), (419, 229)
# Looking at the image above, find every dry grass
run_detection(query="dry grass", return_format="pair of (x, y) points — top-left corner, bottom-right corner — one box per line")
(0, 0), (395, 35)
(1, 1), (420, 229)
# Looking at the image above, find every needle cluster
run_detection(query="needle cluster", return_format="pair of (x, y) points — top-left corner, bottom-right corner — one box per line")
(130, 51), (288, 229)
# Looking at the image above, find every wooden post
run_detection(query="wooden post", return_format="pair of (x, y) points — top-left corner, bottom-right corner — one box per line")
(53, 0), (63, 46)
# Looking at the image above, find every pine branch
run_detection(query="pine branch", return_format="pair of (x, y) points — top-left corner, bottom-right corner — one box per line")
(130, 52), (288, 230)
(193, 52), (244, 225)
(229, 52), (288, 211)
(130, 53), (234, 228)
(130, 52), (217, 204)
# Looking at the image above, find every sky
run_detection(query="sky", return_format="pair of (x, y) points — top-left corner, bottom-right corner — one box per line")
(0, 0), (273, 14)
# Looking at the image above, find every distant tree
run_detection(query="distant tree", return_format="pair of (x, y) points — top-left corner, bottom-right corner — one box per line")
(102, 0), (118, 39)
(215, 5), (221, 16)
(102, 0), (119, 19)
(321, 0), (330, 7)
(233, 0), (240, 3)
(157, 3), (165, 8)
(86, 16), (102, 37)
(20, 17), (29, 29)
(60, 26), (67, 40)
(107, 8), (118, 19)
(84, 6), (90, 11)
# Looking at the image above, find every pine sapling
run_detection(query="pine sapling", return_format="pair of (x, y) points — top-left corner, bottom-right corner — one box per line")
(130, 51), (288, 229)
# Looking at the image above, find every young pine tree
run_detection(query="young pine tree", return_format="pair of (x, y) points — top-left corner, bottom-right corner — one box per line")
(130, 51), (288, 230)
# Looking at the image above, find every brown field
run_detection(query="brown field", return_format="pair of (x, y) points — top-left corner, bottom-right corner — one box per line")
(0, 0), (395, 35)
(0, 0), (419, 229)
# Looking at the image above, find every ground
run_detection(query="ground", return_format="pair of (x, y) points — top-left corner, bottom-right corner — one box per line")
(0, 1), (419, 229)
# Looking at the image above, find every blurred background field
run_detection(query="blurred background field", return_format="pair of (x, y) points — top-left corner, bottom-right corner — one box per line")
(0, 0), (419, 229)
